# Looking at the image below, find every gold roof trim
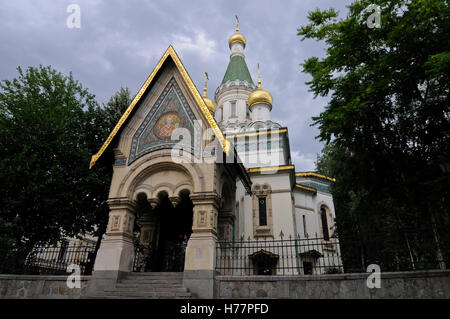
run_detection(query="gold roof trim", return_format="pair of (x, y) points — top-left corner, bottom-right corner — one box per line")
(89, 45), (229, 168)
(295, 172), (336, 182)
(226, 128), (287, 139)
(247, 165), (295, 174)
(295, 184), (317, 193)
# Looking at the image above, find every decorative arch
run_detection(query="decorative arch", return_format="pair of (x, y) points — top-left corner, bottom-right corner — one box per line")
(116, 151), (204, 200)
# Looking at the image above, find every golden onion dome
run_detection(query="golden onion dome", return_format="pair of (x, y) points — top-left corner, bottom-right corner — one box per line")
(248, 64), (272, 108)
(228, 32), (246, 49)
(202, 71), (216, 116)
(203, 95), (216, 115)
(248, 87), (273, 107)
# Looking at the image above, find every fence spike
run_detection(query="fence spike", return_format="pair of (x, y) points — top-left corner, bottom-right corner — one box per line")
(279, 230), (284, 239)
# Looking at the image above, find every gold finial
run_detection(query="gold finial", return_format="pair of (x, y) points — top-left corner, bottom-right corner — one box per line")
(203, 71), (209, 97)
(228, 15), (246, 48)
(257, 63), (261, 88)
(248, 62), (273, 107)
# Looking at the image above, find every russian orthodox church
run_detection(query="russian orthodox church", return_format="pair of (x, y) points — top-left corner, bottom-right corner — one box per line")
(87, 20), (337, 298)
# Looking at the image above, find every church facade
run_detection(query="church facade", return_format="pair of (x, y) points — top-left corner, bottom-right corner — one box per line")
(87, 23), (338, 298)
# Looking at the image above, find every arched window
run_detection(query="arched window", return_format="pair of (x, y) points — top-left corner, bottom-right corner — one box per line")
(231, 101), (236, 117)
(320, 206), (329, 241)
(258, 197), (267, 226)
(252, 184), (273, 237)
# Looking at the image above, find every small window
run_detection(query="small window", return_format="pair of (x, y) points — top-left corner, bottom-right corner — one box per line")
(303, 215), (307, 237)
(259, 197), (267, 226)
(246, 104), (250, 118)
(321, 206), (329, 241)
(231, 101), (236, 117)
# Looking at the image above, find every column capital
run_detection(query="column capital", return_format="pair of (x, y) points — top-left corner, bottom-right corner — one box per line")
(169, 196), (180, 207)
(147, 198), (160, 210)
(105, 198), (136, 239)
(189, 192), (221, 209)
(107, 197), (136, 211)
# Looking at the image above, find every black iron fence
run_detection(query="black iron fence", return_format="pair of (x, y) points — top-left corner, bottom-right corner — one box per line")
(216, 232), (448, 276)
(216, 234), (342, 275)
(0, 241), (97, 275)
(133, 243), (151, 272)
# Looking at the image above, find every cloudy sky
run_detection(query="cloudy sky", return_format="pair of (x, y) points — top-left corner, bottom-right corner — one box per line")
(0, 0), (353, 171)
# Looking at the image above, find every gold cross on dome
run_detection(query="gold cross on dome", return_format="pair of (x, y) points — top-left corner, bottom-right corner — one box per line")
(203, 72), (209, 97)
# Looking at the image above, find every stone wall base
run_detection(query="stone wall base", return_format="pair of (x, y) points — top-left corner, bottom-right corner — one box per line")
(1, 270), (449, 299)
(183, 270), (218, 299)
(214, 270), (450, 299)
(0, 274), (90, 299)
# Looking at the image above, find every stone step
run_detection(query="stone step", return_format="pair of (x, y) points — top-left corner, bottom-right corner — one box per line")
(93, 291), (192, 298)
(127, 272), (184, 277)
(106, 287), (188, 293)
(116, 283), (183, 289)
(88, 294), (191, 299)
(119, 279), (183, 284)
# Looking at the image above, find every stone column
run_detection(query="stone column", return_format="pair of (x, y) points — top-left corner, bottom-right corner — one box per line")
(87, 198), (136, 294)
(139, 212), (156, 246)
(138, 210), (157, 272)
(217, 209), (235, 276)
(183, 192), (220, 299)
(218, 210), (235, 241)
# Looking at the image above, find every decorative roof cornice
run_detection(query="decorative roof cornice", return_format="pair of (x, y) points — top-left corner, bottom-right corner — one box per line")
(225, 128), (287, 139)
(247, 165), (295, 174)
(295, 184), (317, 194)
(215, 79), (256, 98)
(295, 172), (336, 182)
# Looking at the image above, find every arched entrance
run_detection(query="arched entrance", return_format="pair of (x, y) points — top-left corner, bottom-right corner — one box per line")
(134, 189), (194, 272)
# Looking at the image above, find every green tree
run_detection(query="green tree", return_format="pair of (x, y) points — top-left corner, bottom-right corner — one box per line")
(0, 65), (111, 272)
(102, 87), (132, 130)
(90, 87), (133, 254)
(301, 0), (450, 270)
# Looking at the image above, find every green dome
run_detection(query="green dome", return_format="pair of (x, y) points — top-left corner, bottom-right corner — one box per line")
(221, 55), (254, 85)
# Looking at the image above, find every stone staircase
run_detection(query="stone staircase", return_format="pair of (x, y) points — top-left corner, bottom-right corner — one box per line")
(88, 272), (193, 299)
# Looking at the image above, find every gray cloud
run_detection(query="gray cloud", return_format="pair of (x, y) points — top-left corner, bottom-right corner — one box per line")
(0, 0), (353, 172)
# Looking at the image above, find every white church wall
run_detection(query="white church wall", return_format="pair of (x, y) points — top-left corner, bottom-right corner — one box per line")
(230, 42), (245, 58)
(293, 191), (317, 238)
(250, 103), (271, 121)
(248, 173), (295, 238)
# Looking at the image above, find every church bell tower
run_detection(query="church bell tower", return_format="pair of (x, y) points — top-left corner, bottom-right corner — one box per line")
(215, 16), (257, 133)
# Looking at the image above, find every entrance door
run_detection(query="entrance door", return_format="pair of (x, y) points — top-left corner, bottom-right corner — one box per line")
(150, 191), (193, 272)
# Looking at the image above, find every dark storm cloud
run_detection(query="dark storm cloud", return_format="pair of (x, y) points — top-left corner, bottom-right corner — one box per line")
(0, 0), (353, 171)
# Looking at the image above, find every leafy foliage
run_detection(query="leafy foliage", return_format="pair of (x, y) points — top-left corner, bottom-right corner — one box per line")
(0, 66), (132, 272)
(303, 0), (450, 270)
